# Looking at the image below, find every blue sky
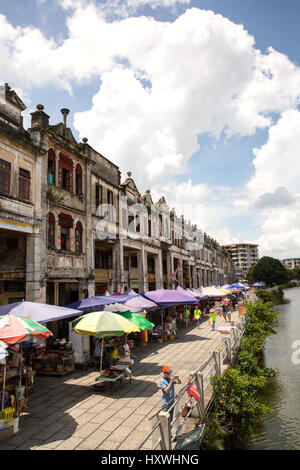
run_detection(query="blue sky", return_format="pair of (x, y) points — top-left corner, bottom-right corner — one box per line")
(1, 0), (300, 258)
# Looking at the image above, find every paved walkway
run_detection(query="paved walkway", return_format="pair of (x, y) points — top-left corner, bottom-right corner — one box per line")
(0, 310), (239, 450)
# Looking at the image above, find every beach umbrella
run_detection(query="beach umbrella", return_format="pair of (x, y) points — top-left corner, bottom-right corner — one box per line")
(0, 315), (52, 344)
(203, 287), (227, 297)
(219, 288), (232, 294)
(71, 311), (140, 374)
(0, 315), (52, 389)
(0, 341), (8, 417)
(71, 311), (140, 337)
(104, 303), (144, 313)
(0, 301), (81, 323)
(229, 283), (245, 290)
(117, 311), (154, 330)
(0, 340), (8, 361)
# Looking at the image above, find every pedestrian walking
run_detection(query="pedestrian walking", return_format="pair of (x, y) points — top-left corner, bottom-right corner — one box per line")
(222, 304), (227, 322)
(194, 306), (202, 328)
(159, 365), (181, 421)
(227, 309), (232, 322)
(209, 308), (217, 331)
(183, 307), (191, 328)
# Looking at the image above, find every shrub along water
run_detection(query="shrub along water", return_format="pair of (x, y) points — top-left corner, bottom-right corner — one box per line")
(256, 287), (288, 305)
(200, 299), (278, 450)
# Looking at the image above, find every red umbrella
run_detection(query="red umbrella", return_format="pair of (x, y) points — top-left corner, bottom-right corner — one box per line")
(0, 315), (52, 344)
(0, 315), (52, 389)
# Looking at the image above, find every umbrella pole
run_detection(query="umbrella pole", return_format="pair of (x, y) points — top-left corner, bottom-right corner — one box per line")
(19, 343), (23, 386)
(100, 337), (104, 376)
(1, 362), (6, 416)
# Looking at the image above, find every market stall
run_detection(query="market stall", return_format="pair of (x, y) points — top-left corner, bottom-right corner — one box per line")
(103, 292), (159, 349)
(143, 289), (197, 341)
(71, 311), (140, 392)
(0, 301), (81, 376)
(0, 315), (52, 440)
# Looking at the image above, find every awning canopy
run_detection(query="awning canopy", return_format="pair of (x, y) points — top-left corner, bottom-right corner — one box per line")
(252, 282), (265, 287)
(66, 294), (139, 311)
(0, 301), (81, 323)
(143, 289), (197, 307)
(103, 303), (145, 313)
(203, 287), (228, 297)
(124, 295), (159, 311)
(185, 287), (208, 300)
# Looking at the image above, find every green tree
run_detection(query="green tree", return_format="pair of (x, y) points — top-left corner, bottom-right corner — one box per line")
(246, 264), (255, 282)
(251, 256), (290, 286)
(290, 266), (300, 280)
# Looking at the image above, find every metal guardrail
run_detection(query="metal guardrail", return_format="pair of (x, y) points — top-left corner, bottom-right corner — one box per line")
(136, 315), (246, 450)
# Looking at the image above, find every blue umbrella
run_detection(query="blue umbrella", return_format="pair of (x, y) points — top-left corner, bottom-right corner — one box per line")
(66, 294), (139, 311)
(229, 283), (245, 290)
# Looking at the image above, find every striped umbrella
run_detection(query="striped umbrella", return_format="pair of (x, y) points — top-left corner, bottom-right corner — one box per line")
(117, 311), (154, 330)
(0, 315), (52, 389)
(0, 315), (52, 344)
(71, 311), (140, 375)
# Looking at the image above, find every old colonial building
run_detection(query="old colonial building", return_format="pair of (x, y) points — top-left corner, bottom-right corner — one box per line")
(0, 84), (236, 306)
(28, 105), (94, 307)
(0, 84), (43, 305)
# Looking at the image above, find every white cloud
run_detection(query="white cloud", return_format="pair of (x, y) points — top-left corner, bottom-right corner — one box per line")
(258, 229), (300, 260)
(248, 109), (300, 198)
(127, 0), (191, 8)
(2, 2), (300, 257)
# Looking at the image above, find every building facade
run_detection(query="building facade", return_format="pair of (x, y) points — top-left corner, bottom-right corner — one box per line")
(0, 84), (236, 306)
(282, 258), (300, 270)
(222, 243), (259, 281)
(0, 84), (43, 305)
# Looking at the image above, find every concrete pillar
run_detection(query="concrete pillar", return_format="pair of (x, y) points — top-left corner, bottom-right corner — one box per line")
(178, 258), (183, 286)
(158, 411), (171, 450)
(113, 240), (124, 292)
(155, 250), (163, 290)
(167, 250), (174, 289)
(192, 265), (197, 288)
(54, 281), (59, 306)
(26, 232), (45, 302)
(138, 245), (148, 292)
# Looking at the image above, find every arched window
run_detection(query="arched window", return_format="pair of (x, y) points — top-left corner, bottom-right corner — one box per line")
(19, 168), (31, 200)
(75, 221), (83, 253)
(48, 149), (56, 185)
(58, 213), (73, 251)
(75, 164), (82, 195)
(59, 153), (73, 192)
(48, 213), (55, 249)
(0, 159), (11, 194)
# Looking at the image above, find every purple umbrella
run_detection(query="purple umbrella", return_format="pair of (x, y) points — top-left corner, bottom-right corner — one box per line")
(143, 289), (197, 307)
(0, 301), (81, 324)
(124, 294), (159, 311)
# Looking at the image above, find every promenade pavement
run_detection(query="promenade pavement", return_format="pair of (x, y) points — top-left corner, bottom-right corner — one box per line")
(0, 309), (239, 451)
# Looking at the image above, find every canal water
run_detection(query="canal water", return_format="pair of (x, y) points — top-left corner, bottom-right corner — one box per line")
(248, 287), (300, 450)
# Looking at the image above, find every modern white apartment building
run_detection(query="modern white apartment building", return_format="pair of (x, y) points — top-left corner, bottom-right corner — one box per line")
(222, 243), (259, 281)
(282, 258), (300, 270)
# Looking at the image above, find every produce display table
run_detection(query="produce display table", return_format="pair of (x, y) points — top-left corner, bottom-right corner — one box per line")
(94, 373), (127, 392)
(33, 350), (74, 376)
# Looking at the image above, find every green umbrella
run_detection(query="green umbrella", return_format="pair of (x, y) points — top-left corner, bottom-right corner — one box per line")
(71, 311), (140, 375)
(117, 311), (154, 330)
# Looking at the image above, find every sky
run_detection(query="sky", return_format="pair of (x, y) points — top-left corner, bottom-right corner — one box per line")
(1, 0), (300, 260)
